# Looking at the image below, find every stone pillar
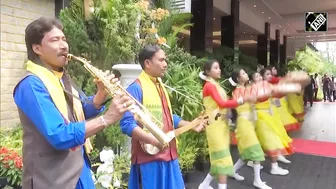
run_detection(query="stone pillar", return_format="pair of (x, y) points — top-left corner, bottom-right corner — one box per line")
(221, 0), (240, 64)
(55, 0), (70, 17)
(280, 35), (288, 71)
(257, 22), (271, 67)
(270, 29), (280, 69)
(190, 0), (213, 54)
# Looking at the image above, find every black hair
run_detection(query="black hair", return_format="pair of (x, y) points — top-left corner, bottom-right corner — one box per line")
(230, 109), (238, 125)
(267, 65), (278, 76)
(266, 65), (275, 71)
(138, 45), (162, 70)
(230, 69), (242, 87)
(249, 72), (259, 82)
(203, 59), (219, 76)
(259, 67), (271, 79)
(25, 17), (63, 62)
(229, 69), (244, 123)
(250, 72), (258, 79)
(200, 59), (219, 86)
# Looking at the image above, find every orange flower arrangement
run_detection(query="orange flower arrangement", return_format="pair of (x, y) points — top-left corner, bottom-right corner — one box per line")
(157, 37), (167, 45)
(134, 0), (171, 48)
(136, 0), (149, 11)
(147, 28), (158, 34)
(149, 8), (170, 21)
(0, 146), (23, 186)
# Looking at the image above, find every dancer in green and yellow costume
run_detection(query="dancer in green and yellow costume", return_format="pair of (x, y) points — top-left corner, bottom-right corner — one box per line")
(287, 92), (305, 122)
(228, 69), (272, 189)
(268, 66), (301, 132)
(248, 71), (293, 176)
(198, 60), (255, 189)
(259, 68), (295, 164)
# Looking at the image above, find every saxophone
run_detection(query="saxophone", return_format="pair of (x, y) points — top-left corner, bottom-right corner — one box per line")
(67, 54), (172, 154)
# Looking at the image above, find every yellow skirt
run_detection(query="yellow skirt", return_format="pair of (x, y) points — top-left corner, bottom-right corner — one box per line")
(275, 98), (301, 132)
(287, 94), (305, 122)
(235, 115), (265, 162)
(206, 120), (234, 177)
(255, 109), (294, 157)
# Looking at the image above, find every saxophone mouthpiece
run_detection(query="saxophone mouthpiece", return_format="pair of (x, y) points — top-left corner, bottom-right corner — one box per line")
(66, 54), (72, 60)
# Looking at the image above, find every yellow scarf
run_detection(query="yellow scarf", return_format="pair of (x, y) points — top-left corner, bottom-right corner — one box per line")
(26, 61), (93, 153)
(207, 78), (227, 99)
(138, 71), (173, 126)
(203, 78), (228, 115)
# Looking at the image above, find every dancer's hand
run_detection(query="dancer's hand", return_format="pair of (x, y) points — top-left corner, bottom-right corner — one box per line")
(243, 95), (257, 103)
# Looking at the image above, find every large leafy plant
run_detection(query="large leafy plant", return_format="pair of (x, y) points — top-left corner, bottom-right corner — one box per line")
(288, 45), (336, 75)
(163, 47), (208, 169)
(151, 0), (193, 48)
(205, 46), (260, 79)
(94, 0), (141, 64)
(59, 0), (101, 95)
(164, 47), (206, 120)
(59, 0), (190, 93)
(177, 133), (199, 172)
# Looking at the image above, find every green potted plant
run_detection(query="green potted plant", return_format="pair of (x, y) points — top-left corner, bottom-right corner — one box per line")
(0, 147), (22, 189)
(112, 153), (131, 187)
(177, 132), (199, 182)
(194, 133), (210, 171)
(0, 126), (23, 189)
(178, 144), (198, 182)
(95, 0), (143, 88)
(93, 0), (171, 88)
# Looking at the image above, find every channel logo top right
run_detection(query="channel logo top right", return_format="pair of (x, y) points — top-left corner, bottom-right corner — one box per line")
(305, 12), (328, 32)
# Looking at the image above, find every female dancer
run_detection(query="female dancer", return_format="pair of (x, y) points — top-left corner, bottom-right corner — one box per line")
(229, 69), (272, 189)
(198, 60), (254, 189)
(287, 91), (305, 122)
(268, 66), (301, 132)
(250, 70), (293, 175)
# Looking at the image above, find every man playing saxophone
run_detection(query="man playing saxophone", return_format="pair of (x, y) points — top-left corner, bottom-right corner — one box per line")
(13, 17), (133, 189)
(120, 45), (205, 189)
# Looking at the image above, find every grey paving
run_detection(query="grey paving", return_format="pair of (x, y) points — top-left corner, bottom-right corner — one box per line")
(185, 148), (336, 189)
(290, 102), (336, 143)
(186, 102), (336, 189)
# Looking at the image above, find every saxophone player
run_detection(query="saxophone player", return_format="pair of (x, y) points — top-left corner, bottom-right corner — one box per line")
(120, 45), (205, 189)
(13, 17), (133, 189)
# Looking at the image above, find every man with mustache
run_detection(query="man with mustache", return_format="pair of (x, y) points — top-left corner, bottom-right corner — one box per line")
(13, 17), (133, 189)
(120, 45), (205, 189)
